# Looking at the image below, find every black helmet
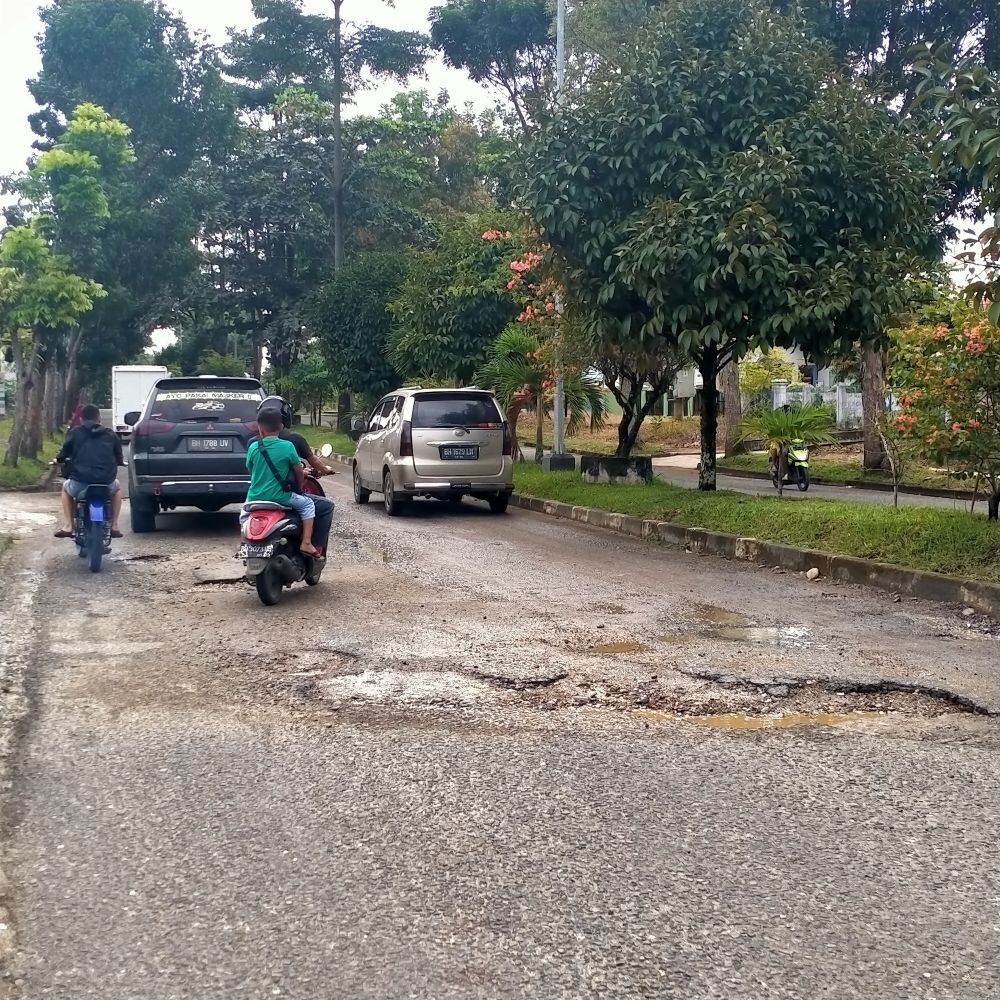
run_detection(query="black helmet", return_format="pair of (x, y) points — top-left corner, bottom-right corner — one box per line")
(259, 395), (293, 428)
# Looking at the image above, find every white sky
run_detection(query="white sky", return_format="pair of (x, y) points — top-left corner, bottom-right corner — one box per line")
(0, 0), (493, 179)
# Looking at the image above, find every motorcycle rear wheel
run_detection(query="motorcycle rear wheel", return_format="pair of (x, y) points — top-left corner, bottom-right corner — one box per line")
(88, 521), (103, 573)
(255, 565), (284, 606)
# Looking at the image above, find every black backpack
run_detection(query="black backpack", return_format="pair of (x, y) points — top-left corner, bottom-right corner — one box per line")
(71, 425), (118, 484)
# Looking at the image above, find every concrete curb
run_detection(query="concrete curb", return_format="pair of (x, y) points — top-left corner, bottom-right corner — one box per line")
(509, 493), (1000, 617)
(715, 464), (978, 503)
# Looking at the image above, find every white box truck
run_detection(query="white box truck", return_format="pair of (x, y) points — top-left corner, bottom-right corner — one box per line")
(111, 365), (168, 438)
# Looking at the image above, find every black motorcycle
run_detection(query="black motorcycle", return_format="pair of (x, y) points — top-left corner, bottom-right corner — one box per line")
(73, 484), (114, 573)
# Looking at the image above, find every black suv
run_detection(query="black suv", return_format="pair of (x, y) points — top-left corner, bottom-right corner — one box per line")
(125, 376), (265, 533)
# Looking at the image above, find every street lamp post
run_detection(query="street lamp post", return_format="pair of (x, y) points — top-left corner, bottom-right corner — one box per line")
(547, 0), (575, 472)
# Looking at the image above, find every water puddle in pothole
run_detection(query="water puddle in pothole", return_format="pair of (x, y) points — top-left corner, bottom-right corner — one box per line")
(590, 641), (650, 655)
(690, 604), (752, 627)
(702, 625), (823, 648)
(637, 709), (883, 730)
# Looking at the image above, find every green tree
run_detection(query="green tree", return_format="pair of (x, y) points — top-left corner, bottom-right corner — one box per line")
(389, 214), (526, 384)
(309, 250), (407, 405)
(225, 0), (429, 271)
(276, 349), (337, 426)
(2, 104), (133, 465)
(25, 0), (234, 410)
(917, 53), (1000, 322)
(519, 0), (937, 489)
(739, 349), (799, 399)
(430, 0), (554, 130)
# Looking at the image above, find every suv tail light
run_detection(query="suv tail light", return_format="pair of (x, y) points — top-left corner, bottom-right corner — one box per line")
(502, 422), (513, 457)
(242, 421), (259, 438)
(135, 419), (176, 437)
(399, 420), (413, 458)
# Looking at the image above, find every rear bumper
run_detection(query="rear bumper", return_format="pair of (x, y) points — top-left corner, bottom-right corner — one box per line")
(390, 458), (513, 497)
(132, 475), (250, 502)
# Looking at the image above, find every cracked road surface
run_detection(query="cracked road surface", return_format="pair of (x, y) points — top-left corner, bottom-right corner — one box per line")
(1, 480), (999, 999)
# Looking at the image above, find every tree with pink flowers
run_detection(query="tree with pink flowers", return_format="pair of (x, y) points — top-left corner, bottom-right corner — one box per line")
(892, 303), (1000, 520)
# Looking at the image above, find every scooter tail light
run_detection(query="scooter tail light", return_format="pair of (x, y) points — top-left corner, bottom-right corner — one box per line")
(244, 511), (284, 541)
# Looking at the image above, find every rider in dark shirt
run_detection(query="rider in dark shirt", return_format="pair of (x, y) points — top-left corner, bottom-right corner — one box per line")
(54, 404), (125, 538)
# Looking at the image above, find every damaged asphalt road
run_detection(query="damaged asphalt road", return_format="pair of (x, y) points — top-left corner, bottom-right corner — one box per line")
(1, 481), (999, 999)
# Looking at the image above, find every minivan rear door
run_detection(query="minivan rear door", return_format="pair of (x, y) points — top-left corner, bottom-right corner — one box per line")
(410, 392), (505, 479)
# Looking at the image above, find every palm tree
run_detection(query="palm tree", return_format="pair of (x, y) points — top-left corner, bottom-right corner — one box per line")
(475, 327), (606, 463)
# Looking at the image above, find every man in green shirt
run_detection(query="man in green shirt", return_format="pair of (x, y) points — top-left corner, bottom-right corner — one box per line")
(243, 407), (319, 555)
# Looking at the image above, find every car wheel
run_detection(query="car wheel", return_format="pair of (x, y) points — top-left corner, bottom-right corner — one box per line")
(353, 465), (370, 505)
(488, 494), (510, 514)
(383, 471), (406, 517)
(130, 495), (157, 534)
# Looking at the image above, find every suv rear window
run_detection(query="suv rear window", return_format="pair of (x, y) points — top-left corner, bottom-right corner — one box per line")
(149, 387), (261, 424)
(412, 393), (502, 429)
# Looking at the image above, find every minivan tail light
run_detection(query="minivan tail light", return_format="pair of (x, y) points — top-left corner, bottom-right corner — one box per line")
(400, 420), (413, 458)
(502, 422), (513, 456)
(136, 419), (176, 437)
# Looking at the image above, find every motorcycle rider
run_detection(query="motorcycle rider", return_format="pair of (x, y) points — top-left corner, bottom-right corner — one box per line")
(54, 404), (125, 538)
(252, 396), (336, 555)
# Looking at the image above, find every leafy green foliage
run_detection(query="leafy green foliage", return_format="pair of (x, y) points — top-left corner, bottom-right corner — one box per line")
(740, 403), (837, 453)
(475, 325), (607, 461)
(25, 0), (235, 388)
(518, 0), (938, 486)
(389, 213), (527, 383)
(916, 52), (1000, 322)
(739, 349), (799, 398)
(309, 250), (407, 399)
(226, 0), (430, 112)
(430, 0), (554, 130)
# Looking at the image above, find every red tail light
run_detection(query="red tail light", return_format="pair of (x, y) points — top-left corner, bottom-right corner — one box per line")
(244, 510), (285, 541)
(502, 422), (513, 456)
(243, 421), (259, 437)
(400, 420), (413, 458)
(135, 419), (176, 437)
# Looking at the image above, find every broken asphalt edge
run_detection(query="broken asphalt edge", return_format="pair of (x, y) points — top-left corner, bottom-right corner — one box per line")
(508, 493), (1000, 620)
(327, 451), (1000, 618)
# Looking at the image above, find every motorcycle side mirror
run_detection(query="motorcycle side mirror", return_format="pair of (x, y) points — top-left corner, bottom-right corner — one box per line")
(319, 443), (333, 458)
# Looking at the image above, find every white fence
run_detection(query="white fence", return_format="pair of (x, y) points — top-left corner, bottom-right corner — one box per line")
(771, 379), (863, 429)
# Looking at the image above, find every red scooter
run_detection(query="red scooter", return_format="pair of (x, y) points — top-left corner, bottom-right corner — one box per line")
(240, 447), (333, 606)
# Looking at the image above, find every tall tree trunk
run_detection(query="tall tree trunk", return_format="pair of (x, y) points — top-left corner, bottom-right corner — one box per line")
(862, 342), (886, 471)
(697, 345), (720, 491)
(3, 333), (31, 467)
(507, 399), (525, 462)
(46, 364), (61, 437)
(989, 488), (1000, 522)
(63, 327), (83, 423)
(720, 359), (743, 457)
(23, 350), (48, 461)
(535, 400), (545, 464)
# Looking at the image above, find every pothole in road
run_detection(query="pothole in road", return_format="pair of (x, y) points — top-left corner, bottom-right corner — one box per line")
(321, 669), (495, 707)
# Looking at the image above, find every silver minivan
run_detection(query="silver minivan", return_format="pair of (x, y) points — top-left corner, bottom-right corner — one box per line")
(350, 388), (515, 515)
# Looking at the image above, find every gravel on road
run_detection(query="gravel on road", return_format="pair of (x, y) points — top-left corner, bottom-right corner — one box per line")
(1, 482), (998, 999)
